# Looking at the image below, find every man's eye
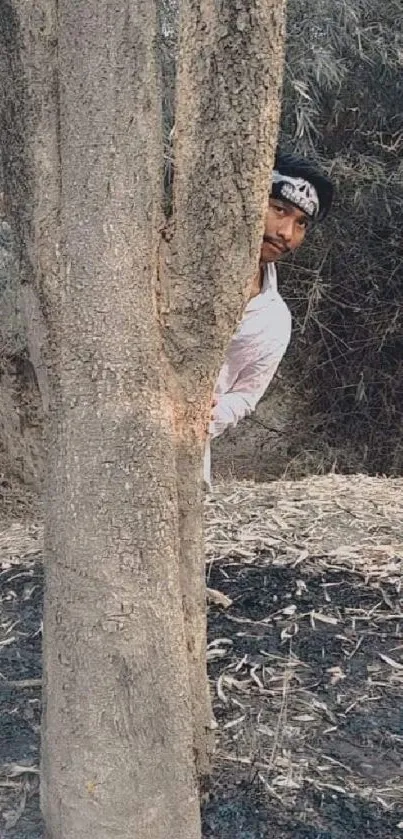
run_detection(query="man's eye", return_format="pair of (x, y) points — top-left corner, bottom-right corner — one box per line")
(274, 205), (285, 215)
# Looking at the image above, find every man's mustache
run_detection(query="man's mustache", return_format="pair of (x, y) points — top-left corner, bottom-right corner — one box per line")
(262, 236), (289, 254)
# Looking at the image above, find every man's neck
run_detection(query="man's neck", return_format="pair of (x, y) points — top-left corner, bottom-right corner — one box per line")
(249, 264), (266, 300)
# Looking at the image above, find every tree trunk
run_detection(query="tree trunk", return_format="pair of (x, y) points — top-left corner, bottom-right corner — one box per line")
(163, 0), (287, 775)
(1, 0), (286, 836)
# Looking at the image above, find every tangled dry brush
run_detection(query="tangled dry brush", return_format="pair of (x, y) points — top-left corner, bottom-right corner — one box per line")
(279, 0), (403, 475)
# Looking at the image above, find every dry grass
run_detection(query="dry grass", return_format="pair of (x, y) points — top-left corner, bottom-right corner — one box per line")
(206, 473), (403, 567)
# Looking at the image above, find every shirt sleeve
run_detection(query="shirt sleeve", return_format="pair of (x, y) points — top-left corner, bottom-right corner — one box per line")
(210, 330), (290, 439)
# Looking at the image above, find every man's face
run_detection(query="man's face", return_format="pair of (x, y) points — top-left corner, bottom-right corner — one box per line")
(260, 197), (310, 263)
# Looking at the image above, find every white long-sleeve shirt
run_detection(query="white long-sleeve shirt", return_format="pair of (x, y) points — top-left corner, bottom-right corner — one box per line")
(204, 263), (291, 485)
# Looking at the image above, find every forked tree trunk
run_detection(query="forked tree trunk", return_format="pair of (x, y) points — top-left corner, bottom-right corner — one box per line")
(1, 0), (286, 836)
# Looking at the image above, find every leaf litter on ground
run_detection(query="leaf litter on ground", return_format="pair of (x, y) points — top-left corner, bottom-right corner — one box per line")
(0, 473), (403, 836)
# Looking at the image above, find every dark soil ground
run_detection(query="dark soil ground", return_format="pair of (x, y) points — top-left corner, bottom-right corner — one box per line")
(0, 538), (42, 838)
(0, 476), (402, 837)
(203, 561), (403, 838)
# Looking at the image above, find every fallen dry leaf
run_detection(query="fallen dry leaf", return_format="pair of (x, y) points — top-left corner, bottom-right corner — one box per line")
(311, 611), (338, 626)
(206, 588), (233, 609)
(378, 653), (403, 670)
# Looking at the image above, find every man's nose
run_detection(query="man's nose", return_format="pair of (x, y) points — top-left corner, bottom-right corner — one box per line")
(277, 218), (294, 243)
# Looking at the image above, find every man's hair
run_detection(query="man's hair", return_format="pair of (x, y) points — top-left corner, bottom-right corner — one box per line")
(274, 149), (334, 221)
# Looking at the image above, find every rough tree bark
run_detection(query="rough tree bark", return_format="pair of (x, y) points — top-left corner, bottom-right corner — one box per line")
(167, 0), (287, 778)
(1, 0), (286, 836)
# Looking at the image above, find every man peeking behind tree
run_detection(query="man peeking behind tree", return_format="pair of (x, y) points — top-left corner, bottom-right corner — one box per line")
(205, 150), (334, 487)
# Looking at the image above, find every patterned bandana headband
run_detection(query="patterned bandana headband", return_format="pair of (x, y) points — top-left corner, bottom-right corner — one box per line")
(271, 170), (320, 220)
